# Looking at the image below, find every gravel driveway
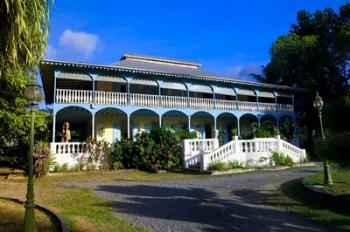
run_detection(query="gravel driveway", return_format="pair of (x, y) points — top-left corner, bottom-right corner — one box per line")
(78, 167), (332, 232)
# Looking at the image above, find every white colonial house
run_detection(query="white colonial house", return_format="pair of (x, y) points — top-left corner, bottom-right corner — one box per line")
(40, 54), (306, 170)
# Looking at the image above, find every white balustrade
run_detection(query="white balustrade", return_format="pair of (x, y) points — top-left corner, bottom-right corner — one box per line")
(56, 89), (93, 104)
(238, 101), (258, 111)
(130, 93), (160, 107)
(161, 95), (188, 108)
(51, 142), (86, 155)
(95, 91), (127, 105)
(184, 136), (306, 171)
(278, 104), (294, 112)
(214, 99), (237, 111)
(183, 138), (219, 157)
(279, 138), (306, 162)
(258, 102), (278, 112)
(189, 97), (214, 109)
(55, 89), (293, 112)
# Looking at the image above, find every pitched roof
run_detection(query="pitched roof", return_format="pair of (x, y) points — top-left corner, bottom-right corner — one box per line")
(113, 54), (215, 77)
(41, 53), (303, 101)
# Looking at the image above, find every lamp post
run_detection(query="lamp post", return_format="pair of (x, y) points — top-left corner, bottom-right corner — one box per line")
(313, 91), (333, 185)
(23, 80), (43, 232)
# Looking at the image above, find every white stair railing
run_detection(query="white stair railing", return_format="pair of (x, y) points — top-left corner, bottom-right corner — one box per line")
(183, 138), (219, 157)
(279, 138), (306, 162)
(183, 136), (306, 171)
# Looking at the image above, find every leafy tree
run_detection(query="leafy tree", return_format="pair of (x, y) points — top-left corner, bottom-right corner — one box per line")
(0, 0), (52, 168)
(256, 4), (350, 97)
(324, 96), (350, 133)
(252, 3), (350, 153)
(0, 0), (51, 80)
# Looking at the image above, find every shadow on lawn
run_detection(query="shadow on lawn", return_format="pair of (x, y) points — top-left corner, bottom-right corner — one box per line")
(95, 183), (328, 232)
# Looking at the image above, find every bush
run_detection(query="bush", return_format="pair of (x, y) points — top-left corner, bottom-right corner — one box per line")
(60, 163), (69, 172)
(226, 160), (244, 169)
(208, 160), (245, 171)
(208, 160), (227, 171)
(111, 127), (193, 171)
(74, 162), (85, 171)
(271, 151), (294, 166)
(314, 132), (350, 167)
(111, 138), (134, 169)
(52, 163), (69, 172)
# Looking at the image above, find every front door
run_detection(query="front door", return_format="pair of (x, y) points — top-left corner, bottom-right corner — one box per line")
(205, 124), (212, 138)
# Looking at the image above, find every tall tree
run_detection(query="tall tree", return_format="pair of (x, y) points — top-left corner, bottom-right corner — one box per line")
(257, 4), (350, 100)
(0, 0), (50, 81)
(253, 3), (350, 153)
(0, 0), (51, 168)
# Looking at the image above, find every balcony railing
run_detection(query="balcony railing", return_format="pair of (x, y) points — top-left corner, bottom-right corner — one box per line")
(55, 89), (294, 112)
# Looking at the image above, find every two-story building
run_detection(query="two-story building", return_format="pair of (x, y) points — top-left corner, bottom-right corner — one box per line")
(41, 54), (297, 149)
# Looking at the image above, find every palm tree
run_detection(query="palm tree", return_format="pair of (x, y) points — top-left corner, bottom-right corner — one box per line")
(0, 0), (51, 79)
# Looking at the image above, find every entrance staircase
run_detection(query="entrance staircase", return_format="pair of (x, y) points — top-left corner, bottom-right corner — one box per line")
(182, 135), (306, 171)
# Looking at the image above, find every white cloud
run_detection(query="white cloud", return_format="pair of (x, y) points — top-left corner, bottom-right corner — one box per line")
(224, 64), (263, 81)
(45, 44), (57, 59)
(59, 29), (99, 58)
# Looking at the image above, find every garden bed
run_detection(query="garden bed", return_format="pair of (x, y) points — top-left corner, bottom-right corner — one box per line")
(208, 162), (318, 175)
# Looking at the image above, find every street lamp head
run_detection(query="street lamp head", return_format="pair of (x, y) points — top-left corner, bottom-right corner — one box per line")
(24, 80), (43, 106)
(313, 91), (323, 111)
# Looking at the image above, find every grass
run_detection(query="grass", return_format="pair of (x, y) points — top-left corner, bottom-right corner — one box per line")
(0, 199), (58, 232)
(303, 168), (350, 195)
(0, 169), (210, 232)
(0, 166), (318, 232)
(266, 178), (350, 231)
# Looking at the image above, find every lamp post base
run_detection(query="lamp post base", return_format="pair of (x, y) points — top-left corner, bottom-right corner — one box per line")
(323, 160), (333, 186)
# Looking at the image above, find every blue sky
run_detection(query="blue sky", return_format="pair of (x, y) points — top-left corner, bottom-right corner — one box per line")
(46, 0), (348, 81)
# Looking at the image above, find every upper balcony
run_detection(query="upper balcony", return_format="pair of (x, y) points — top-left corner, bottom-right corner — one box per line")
(41, 56), (298, 114)
(55, 88), (294, 112)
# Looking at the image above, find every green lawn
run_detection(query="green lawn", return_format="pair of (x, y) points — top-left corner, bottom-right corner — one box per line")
(0, 199), (58, 232)
(303, 168), (350, 195)
(0, 169), (209, 232)
(266, 172), (350, 231)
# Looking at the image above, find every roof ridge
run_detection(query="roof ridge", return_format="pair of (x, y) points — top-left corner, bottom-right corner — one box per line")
(120, 53), (201, 68)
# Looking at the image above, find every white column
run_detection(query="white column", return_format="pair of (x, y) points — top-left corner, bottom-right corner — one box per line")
(52, 114), (56, 142)
(92, 113), (95, 139)
(274, 93), (278, 111)
(127, 115), (130, 139)
(214, 116), (217, 138)
(237, 118), (241, 138)
(255, 91), (259, 111)
(159, 115), (162, 127)
(188, 115), (191, 132)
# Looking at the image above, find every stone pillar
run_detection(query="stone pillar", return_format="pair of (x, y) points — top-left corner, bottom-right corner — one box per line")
(159, 115), (162, 127)
(188, 115), (191, 132)
(52, 114), (56, 142)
